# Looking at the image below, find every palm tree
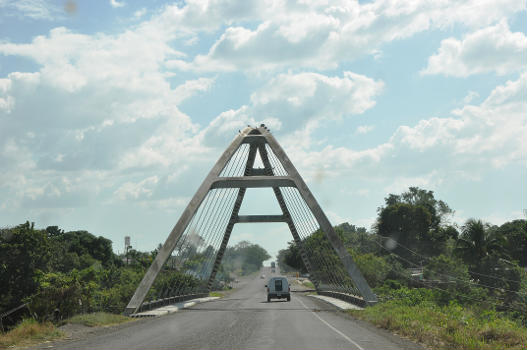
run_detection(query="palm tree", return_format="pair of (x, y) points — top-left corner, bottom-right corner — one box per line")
(455, 219), (505, 267)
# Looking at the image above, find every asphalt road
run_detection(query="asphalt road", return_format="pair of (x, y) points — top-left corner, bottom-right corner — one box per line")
(35, 268), (423, 350)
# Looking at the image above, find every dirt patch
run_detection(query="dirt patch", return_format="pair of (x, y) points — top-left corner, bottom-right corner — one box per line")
(58, 323), (99, 341)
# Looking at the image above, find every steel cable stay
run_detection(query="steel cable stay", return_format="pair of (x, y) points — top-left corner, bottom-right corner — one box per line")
(198, 188), (239, 281)
(196, 189), (234, 264)
(201, 148), (256, 280)
(173, 188), (218, 261)
(198, 189), (234, 274)
(284, 196), (343, 290)
(184, 189), (238, 293)
(179, 140), (248, 268)
(193, 180), (245, 284)
(170, 187), (232, 297)
(220, 143), (249, 177)
(188, 189), (229, 284)
(257, 145), (326, 287)
(204, 190), (239, 279)
(167, 190), (207, 265)
(283, 185), (348, 292)
(263, 152), (334, 289)
(205, 145), (260, 286)
(281, 186), (346, 292)
(283, 186), (353, 293)
(173, 189), (219, 270)
(125, 126), (376, 315)
(266, 144), (287, 176)
(154, 191), (217, 299)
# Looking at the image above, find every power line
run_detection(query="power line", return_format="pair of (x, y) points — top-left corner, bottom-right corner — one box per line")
(382, 266), (526, 313)
(372, 240), (527, 298)
(372, 233), (523, 284)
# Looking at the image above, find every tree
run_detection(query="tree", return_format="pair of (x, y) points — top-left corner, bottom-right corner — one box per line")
(53, 231), (115, 267)
(336, 223), (378, 254)
(0, 222), (52, 311)
(424, 254), (472, 294)
(455, 219), (505, 267)
(497, 219), (527, 267)
(349, 250), (390, 288)
(376, 187), (455, 264)
(282, 241), (306, 273)
(221, 241), (270, 276)
(384, 187), (453, 227)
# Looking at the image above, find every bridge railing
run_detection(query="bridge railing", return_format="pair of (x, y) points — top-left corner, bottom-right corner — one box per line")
(317, 290), (369, 307)
(134, 293), (209, 314)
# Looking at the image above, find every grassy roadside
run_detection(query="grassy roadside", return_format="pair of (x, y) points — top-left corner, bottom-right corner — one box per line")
(66, 312), (133, 327)
(347, 301), (526, 350)
(0, 318), (63, 348)
(209, 291), (225, 298)
(0, 312), (133, 349)
(301, 280), (315, 289)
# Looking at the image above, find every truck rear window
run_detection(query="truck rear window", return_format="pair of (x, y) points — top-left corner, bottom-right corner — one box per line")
(274, 279), (283, 291)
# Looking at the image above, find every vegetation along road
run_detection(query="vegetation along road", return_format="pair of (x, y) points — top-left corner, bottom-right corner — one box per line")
(28, 268), (423, 350)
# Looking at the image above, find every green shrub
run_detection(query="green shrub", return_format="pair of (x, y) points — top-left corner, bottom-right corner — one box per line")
(350, 251), (391, 288)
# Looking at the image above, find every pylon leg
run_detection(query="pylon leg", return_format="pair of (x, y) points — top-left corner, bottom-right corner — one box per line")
(124, 128), (254, 315)
(261, 127), (378, 304)
(206, 144), (258, 289)
(258, 144), (320, 289)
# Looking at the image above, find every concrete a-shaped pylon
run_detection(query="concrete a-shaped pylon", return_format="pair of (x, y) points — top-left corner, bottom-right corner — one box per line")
(124, 126), (377, 315)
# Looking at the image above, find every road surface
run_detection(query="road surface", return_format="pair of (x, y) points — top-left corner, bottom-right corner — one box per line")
(34, 268), (423, 350)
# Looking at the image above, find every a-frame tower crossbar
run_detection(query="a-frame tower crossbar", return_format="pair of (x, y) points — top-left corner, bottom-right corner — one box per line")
(124, 126), (377, 315)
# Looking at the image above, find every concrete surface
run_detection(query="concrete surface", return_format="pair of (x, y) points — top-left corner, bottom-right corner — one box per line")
(132, 297), (220, 317)
(29, 268), (424, 350)
(308, 294), (364, 310)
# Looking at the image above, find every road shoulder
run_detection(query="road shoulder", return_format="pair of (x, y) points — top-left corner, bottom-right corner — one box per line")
(302, 294), (427, 350)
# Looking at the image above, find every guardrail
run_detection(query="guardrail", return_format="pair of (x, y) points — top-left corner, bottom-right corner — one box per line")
(0, 303), (28, 332)
(317, 290), (371, 307)
(136, 293), (208, 313)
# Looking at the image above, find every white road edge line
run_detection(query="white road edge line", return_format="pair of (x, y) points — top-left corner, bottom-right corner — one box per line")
(297, 297), (364, 350)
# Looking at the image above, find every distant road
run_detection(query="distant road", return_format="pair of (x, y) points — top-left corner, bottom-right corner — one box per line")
(33, 268), (423, 350)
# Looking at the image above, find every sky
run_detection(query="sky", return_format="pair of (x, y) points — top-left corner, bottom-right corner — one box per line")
(0, 0), (525, 261)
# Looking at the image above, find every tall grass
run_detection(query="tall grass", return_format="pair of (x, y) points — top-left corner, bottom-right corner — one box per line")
(0, 318), (62, 348)
(348, 301), (526, 350)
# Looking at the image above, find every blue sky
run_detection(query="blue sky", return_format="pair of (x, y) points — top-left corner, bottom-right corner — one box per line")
(0, 0), (525, 260)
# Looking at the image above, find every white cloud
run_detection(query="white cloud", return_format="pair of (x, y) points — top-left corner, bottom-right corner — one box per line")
(281, 72), (526, 182)
(422, 21), (527, 77)
(110, 0), (125, 9)
(167, 0), (526, 72)
(0, 0), (524, 248)
(0, 23), (221, 214)
(173, 77), (215, 104)
(384, 171), (443, 194)
(463, 91), (479, 104)
(200, 71), (384, 146)
(0, 0), (63, 20)
(356, 125), (375, 134)
(388, 72), (526, 169)
(134, 8), (147, 19)
(115, 176), (159, 201)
